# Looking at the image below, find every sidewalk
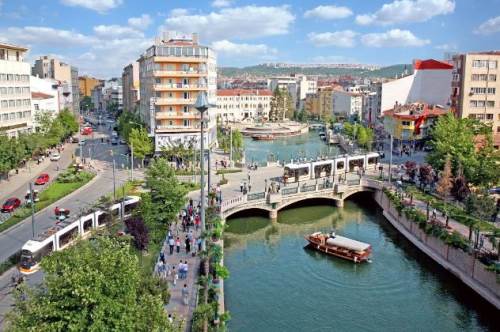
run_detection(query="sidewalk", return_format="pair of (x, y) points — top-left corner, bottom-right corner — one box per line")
(156, 218), (201, 331)
(0, 142), (76, 203)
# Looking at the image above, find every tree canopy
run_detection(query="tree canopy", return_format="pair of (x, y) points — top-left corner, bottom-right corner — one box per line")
(269, 87), (294, 122)
(6, 237), (172, 332)
(129, 127), (153, 163)
(427, 114), (499, 186)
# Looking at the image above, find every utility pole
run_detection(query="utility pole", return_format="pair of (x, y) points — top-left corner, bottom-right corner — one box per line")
(29, 182), (35, 238)
(130, 141), (134, 181)
(229, 126), (233, 167)
(389, 134), (393, 184)
(207, 148), (211, 192)
(111, 151), (116, 200)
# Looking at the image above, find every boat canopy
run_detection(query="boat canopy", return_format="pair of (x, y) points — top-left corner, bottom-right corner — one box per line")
(326, 236), (371, 252)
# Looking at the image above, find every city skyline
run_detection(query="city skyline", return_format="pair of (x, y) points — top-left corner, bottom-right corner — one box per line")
(0, 0), (499, 77)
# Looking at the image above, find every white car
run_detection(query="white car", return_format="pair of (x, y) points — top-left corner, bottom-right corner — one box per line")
(50, 153), (61, 161)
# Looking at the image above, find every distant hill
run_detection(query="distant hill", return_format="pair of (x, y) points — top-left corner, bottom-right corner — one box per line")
(218, 64), (413, 79)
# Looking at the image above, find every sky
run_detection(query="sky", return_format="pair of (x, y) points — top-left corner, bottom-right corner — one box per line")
(0, 0), (499, 78)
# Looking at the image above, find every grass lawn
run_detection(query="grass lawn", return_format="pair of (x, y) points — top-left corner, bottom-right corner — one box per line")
(0, 171), (95, 233)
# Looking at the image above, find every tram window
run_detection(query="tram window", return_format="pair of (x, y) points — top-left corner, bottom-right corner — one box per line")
(98, 212), (111, 226)
(34, 242), (54, 262)
(59, 226), (78, 247)
(124, 202), (137, 215)
(336, 161), (344, 170)
(368, 157), (378, 165)
(111, 207), (119, 217)
(83, 219), (93, 233)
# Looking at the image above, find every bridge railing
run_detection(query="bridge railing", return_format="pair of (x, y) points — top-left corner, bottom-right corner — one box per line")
(220, 195), (247, 213)
(247, 192), (265, 201)
(282, 187), (298, 196)
(301, 184), (317, 192)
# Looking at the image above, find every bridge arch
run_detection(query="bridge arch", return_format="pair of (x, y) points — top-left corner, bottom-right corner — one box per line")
(342, 188), (375, 200)
(277, 196), (341, 212)
(224, 206), (272, 220)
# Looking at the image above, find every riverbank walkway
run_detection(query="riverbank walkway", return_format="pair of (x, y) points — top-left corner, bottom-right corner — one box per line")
(156, 215), (201, 331)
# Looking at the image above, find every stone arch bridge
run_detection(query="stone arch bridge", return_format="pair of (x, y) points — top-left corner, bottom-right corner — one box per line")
(220, 178), (384, 220)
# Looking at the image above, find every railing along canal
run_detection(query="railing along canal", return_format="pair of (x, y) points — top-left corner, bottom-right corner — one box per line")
(282, 187), (298, 195)
(247, 192), (266, 201)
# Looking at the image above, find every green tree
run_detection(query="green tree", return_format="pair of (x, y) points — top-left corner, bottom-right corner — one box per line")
(129, 127), (153, 167)
(144, 158), (187, 227)
(356, 126), (374, 150)
(56, 108), (79, 137)
(269, 87), (294, 122)
(117, 111), (143, 142)
(6, 237), (172, 331)
(80, 96), (94, 112)
(427, 114), (499, 186)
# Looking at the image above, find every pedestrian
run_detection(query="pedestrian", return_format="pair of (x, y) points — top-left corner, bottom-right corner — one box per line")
(160, 251), (166, 264)
(172, 267), (178, 286)
(155, 260), (163, 277)
(168, 314), (173, 324)
(240, 181), (243, 193)
(175, 237), (181, 254)
(184, 260), (189, 279)
(248, 183), (252, 192)
(248, 173), (251, 181)
(168, 237), (175, 255)
(178, 260), (184, 279)
(197, 237), (202, 252)
(182, 284), (189, 305)
(185, 236), (191, 254)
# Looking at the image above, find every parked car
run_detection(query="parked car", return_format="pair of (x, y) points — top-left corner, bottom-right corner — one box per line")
(79, 139), (86, 146)
(35, 173), (50, 185)
(1, 198), (21, 212)
(71, 136), (79, 143)
(119, 138), (126, 145)
(111, 138), (118, 145)
(50, 152), (61, 161)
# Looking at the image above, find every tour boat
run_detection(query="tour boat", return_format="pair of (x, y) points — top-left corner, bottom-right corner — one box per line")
(305, 231), (371, 263)
(251, 134), (274, 141)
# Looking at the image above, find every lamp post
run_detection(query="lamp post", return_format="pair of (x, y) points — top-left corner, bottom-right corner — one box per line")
(29, 182), (36, 238)
(194, 92), (214, 251)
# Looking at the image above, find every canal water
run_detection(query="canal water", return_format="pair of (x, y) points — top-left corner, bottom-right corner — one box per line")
(244, 131), (340, 164)
(224, 196), (498, 332)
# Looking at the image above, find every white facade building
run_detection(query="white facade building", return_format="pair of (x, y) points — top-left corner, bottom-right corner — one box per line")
(216, 89), (272, 123)
(267, 75), (316, 110)
(30, 76), (60, 129)
(333, 90), (363, 120)
(0, 43), (32, 137)
(380, 59), (453, 113)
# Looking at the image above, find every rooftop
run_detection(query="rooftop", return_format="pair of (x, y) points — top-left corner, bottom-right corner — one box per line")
(0, 42), (28, 52)
(32, 92), (55, 100)
(414, 59), (453, 70)
(383, 103), (448, 120)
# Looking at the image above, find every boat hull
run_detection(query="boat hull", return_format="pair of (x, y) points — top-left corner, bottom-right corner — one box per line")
(305, 236), (370, 263)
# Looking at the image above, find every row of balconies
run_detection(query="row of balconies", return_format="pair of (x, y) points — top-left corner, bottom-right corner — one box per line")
(153, 69), (207, 77)
(153, 83), (207, 91)
(154, 97), (196, 105)
(155, 111), (200, 120)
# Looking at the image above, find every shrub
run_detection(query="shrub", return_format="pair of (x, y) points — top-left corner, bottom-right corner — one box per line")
(125, 217), (149, 251)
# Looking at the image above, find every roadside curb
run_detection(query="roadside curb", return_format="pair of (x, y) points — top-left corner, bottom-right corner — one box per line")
(0, 171), (103, 236)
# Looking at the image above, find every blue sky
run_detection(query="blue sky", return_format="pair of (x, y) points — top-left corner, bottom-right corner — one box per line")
(0, 0), (499, 78)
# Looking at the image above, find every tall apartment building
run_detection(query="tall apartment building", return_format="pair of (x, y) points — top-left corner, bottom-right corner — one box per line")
(102, 78), (123, 112)
(79, 76), (102, 98)
(333, 90), (363, 121)
(122, 62), (140, 112)
(0, 43), (32, 137)
(216, 89), (272, 123)
(138, 32), (217, 151)
(450, 52), (500, 148)
(267, 75), (316, 110)
(32, 56), (80, 114)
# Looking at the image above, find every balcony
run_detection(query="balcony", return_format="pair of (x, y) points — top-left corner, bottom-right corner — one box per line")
(155, 112), (200, 120)
(154, 83), (208, 91)
(156, 124), (201, 133)
(153, 56), (207, 63)
(155, 98), (196, 105)
(153, 69), (207, 77)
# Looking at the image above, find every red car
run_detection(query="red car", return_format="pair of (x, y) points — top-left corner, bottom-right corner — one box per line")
(81, 127), (92, 135)
(35, 173), (50, 185)
(2, 198), (21, 212)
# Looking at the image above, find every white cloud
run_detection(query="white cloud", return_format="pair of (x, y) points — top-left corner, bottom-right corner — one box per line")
(163, 6), (295, 41)
(361, 29), (430, 47)
(128, 14), (153, 30)
(93, 25), (144, 38)
(1, 26), (97, 46)
(356, 0), (455, 25)
(212, 0), (232, 7)
(211, 40), (277, 58)
(308, 31), (358, 48)
(304, 5), (352, 20)
(474, 16), (500, 35)
(169, 8), (189, 17)
(60, 0), (122, 13)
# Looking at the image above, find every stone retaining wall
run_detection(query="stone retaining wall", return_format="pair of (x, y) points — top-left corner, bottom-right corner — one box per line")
(375, 191), (500, 309)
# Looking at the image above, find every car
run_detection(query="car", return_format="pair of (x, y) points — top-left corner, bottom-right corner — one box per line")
(111, 138), (118, 145)
(79, 139), (86, 146)
(50, 152), (61, 161)
(71, 136), (79, 143)
(488, 187), (500, 195)
(2, 198), (21, 213)
(119, 139), (126, 145)
(35, 173), (50, 185)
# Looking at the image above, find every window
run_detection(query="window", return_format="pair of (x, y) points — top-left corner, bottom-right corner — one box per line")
(401, 121), (412, 126)
(471, 87), (486, 94)
(487, 101), (495, 107)
(497, 126), (500, 133)
(489, 74), (496, 81)
(0, 49), (5, 60)
(489, 60), (497, 69)
(183, 106), (188, 113)
(486, 114), (493, 120)
(34, 104), (39, 111)
(487, 87), (496, 94)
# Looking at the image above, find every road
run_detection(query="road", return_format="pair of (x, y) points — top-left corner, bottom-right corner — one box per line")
(0, 123), (132, 263)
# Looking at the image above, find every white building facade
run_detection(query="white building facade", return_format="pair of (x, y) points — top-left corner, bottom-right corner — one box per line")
(0, 43), (32, 137)
(267, 75), (317, 110)
(30, 76), (60, 129)
(333, 90), (363, 120)
(380, 59), (453, 113)
(216, 89), (272, 123)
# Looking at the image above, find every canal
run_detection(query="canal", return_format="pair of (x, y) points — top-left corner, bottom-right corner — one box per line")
(243, 131), (339, 164)
(224, 195), (499, 332)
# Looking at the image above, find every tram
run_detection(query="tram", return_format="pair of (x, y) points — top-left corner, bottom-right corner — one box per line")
(283, 152), (380, 184)
(19, 196), (140, 275)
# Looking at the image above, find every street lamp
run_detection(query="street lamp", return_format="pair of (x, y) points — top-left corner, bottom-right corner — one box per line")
(194, 92), (215, 251)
